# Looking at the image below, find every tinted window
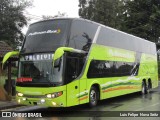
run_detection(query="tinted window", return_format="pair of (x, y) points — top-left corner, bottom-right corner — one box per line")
(97, 26), (156, 55)
(65, 55), (85, 84)
(87, 60), (114, 78)
(87, 60), (139, 78)
(22, 19), (70, 53)
(114, 62), (135, 76)
(69, 20), (98, 51)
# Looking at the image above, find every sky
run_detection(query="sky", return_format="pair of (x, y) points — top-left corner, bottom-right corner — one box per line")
(23, 0), (79, 33)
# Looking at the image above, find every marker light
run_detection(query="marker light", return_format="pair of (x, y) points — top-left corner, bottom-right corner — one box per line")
(17, 92), (23, 97)
(46, 91), (63, 98)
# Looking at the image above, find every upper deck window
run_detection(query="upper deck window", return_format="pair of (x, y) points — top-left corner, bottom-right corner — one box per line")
(22, 19), (70, 53)
(69, 20), (98, 51)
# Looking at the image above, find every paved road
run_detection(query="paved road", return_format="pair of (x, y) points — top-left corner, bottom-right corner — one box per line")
(2, 82), (160, 120)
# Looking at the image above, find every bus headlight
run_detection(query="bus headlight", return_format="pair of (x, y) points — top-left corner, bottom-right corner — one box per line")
(46, 91), (63, 98)
(17, 92), (23, 97)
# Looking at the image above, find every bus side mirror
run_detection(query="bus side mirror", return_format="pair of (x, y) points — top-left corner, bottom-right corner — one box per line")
(53, 47), (86, 67)
(54, 57), (62, 68)
(2, 51), (19, 69)
(53, 47), (74, 66)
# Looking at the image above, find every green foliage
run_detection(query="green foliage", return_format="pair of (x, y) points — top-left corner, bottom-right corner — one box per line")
(42, 12), (68, 20)
(11, 67), (18, 77)
(0, 0), (32, 48)
(78, 0), (160, 42)
(79, 0), (122, 28)
(121, 0), (160, 42)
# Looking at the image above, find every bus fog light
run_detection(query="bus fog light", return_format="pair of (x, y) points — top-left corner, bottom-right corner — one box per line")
(22, 98), (26, 101)
(41, 99), (45, 103)
(18, 99), (21, 103)
(52, 102), (57, 106)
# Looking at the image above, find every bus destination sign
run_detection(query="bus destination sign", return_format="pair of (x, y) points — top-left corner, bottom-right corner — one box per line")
(24, 54), (54, 61)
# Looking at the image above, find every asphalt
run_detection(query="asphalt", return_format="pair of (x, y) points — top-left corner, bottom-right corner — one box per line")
(0, 100), (22, 111)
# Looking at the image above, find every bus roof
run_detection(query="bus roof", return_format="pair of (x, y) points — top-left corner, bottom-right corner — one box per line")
(28, 18), (156, 55)
(30, 17), (154, 44)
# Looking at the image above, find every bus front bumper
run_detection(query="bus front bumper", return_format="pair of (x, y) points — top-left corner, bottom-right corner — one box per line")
(16, 97), (65, 107)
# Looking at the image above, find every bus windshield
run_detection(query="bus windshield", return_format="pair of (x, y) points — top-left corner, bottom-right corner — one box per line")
(22, 19), (70, 53)
(17, 56), (63, 87)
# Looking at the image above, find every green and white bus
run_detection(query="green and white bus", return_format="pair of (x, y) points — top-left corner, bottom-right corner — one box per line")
(3, 18), (158, 107)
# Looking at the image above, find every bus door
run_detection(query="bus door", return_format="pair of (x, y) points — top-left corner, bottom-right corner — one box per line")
(65, 56), (80, 106)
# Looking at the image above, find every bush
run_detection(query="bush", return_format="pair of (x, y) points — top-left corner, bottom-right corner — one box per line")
(11, 67), (18, 77)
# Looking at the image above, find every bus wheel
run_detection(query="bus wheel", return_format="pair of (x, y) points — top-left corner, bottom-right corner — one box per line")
(147, 79), (152, 93)
(142, 81), (147, 94)
(89, 86), (98, 107)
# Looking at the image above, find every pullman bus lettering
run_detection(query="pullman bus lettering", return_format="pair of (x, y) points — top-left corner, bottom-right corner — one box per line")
(3, 18), (158, 107)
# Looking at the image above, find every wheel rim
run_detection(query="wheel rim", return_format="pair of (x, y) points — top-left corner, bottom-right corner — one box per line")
(90, 90), (96, 104)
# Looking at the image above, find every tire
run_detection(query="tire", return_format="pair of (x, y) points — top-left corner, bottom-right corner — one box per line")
(147, 80), (152, 93)
(142, 81), (148, 94)
(89, 86), (99, 107)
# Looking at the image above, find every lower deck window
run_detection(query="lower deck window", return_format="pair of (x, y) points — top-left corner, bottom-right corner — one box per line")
(87, 60), (139, 78)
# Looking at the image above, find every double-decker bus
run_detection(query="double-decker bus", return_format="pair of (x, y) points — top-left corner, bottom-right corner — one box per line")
(3, 18), (158, 107)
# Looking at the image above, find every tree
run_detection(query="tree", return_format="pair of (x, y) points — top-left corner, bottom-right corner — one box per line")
(0, 0), (32, 48)
(79, 0), (121, 28)
(78, 0), (160, 43)
(120, 0), (160, 42)
(42, 12), (68, 20)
